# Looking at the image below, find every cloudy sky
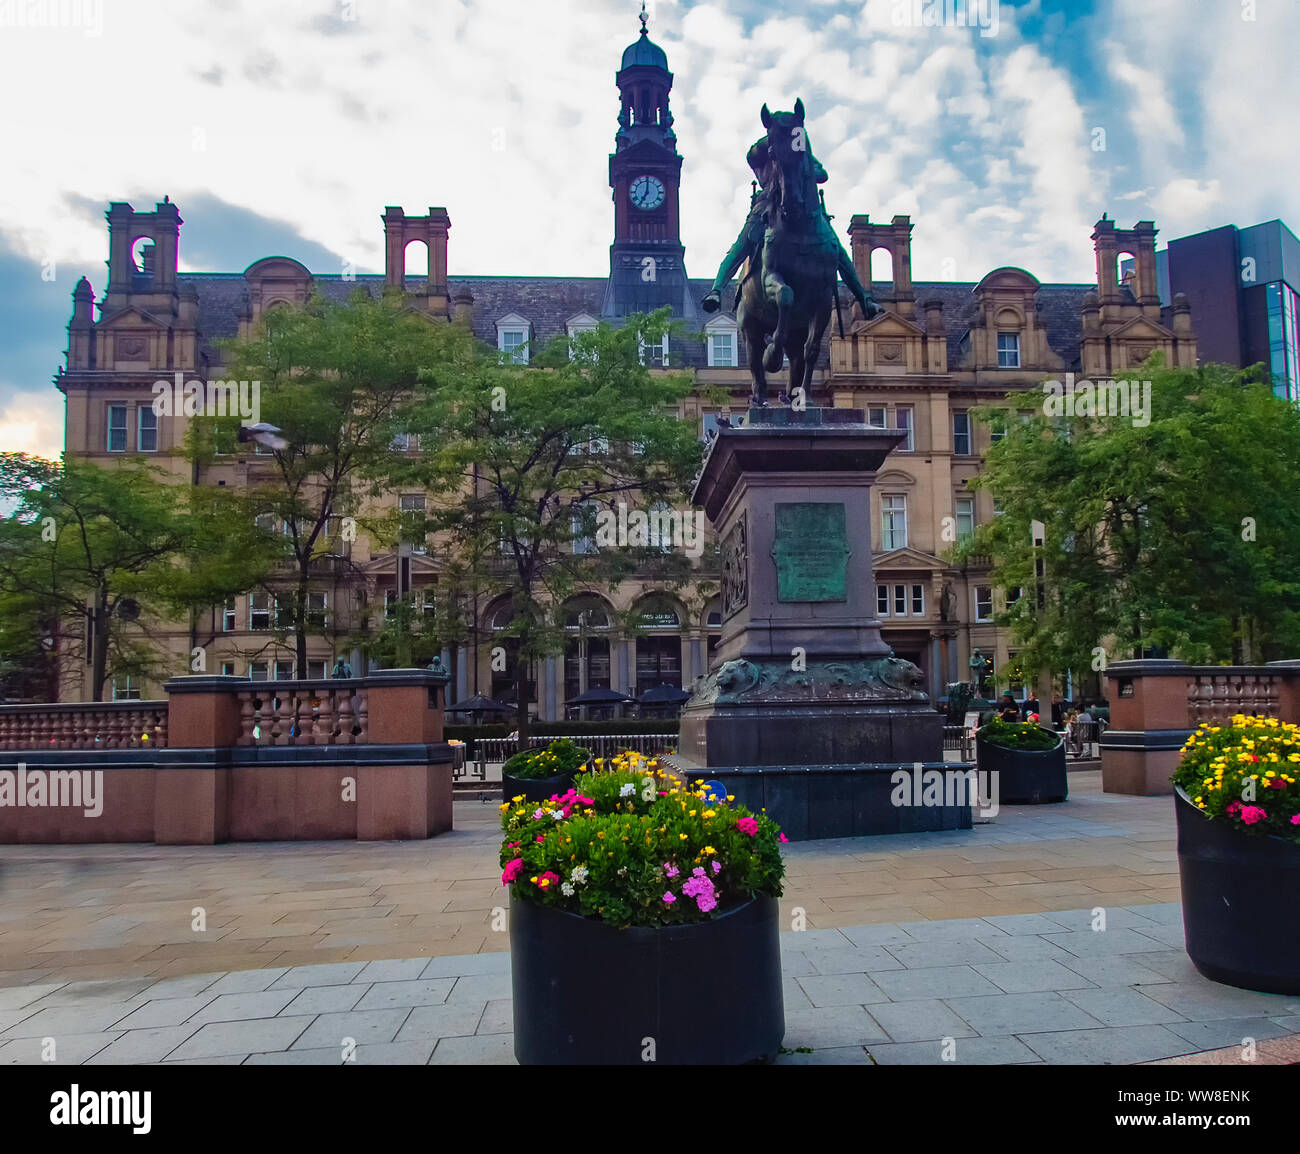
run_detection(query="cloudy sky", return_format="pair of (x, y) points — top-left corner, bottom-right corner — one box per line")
(1, 0), (1295, 459)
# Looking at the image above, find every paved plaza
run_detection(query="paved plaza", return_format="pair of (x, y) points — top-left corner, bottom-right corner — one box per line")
(1, 769), (1296, 1064)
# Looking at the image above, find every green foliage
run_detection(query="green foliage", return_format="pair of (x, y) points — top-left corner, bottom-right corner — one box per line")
(203, 289), (464, 671)
(502, 737), (592, 780)
(955, 362), (1300, 677)
(499, 754), (785, 927)
(977, 716), (1061, 751)
(405, 309), (704, 737)
(0, 453), (275, 699)
(1173, 715), (1300, 845)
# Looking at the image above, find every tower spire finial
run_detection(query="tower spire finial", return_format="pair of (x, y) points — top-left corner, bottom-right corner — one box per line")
(639, 0), (648, 35)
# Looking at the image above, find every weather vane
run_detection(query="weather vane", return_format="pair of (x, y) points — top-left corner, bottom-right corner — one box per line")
(639, 1), (648, 35)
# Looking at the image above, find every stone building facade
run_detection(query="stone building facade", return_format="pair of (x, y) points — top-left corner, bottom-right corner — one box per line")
(54, 18), (1197, 711)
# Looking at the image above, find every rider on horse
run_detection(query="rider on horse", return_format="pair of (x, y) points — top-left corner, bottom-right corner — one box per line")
(701, 128), (881, 323)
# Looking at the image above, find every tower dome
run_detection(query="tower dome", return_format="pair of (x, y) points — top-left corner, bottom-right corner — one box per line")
(620, 4), (668, 71)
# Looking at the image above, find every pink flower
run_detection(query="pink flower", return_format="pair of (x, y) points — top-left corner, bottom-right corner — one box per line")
(1291, 814), (1300, 826)
(507, 842), (519, 849)
(778, 833), (788, 843)
(662, 892), (676, 904)
(1226, 801), (1242, 814)
(693, 866), (705, 877)
(711, 861), (721, 874)
(682, 873), (717, 913)
(736, 817), (758, 837)
(535, 835), (546, 842)
(663, 863), (679, 878)
(1239, 805), (1267, 824)
(501, 857), (524, 884)
(535, 871), (561, 889)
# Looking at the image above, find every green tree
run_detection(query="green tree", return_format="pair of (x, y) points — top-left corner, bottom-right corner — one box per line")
(407, 310), (704, 737)
(206, 289), (461, 675)
(0, 453), (274, 700)
(955, 362), (1300, 681)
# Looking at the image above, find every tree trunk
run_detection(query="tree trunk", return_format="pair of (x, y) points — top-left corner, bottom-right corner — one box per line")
(295, 564), (309, 678)
(514, 659), (530, 743)
(91, 596), (110, 702)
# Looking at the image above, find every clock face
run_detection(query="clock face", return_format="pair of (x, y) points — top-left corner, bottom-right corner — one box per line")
(629, 174), (666, 211)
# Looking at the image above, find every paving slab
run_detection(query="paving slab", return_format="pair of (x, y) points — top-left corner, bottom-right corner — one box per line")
(944, 991), (1106, 1035)
(291, 1008), (411, 1049)
(871, 965), (1003, 1002)
(166, 1016), (315, 1061)
(865, 1035), (1042, 1065)
(1020, 1024), (1198, 1064)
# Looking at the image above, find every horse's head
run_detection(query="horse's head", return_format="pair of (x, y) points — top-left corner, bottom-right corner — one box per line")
(759, 98), (814, 217)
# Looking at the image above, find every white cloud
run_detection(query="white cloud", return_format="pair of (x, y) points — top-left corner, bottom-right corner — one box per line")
(0, 389), (63, 459)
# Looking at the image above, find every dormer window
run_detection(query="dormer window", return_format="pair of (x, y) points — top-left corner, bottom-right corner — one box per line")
(997, 332), (1020, 368)
(566, 314), (598, 360)
(497, 314), (530, 364)
(704, 316), (738, 367)
(639, 335), (669, 368)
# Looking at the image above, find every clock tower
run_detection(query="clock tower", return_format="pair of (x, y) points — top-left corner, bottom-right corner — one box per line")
(603, 5), (690, 320)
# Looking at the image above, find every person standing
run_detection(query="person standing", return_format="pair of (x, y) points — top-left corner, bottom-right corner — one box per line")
(1050, 693), (1064, 728)
(998, 694), (1021, 722)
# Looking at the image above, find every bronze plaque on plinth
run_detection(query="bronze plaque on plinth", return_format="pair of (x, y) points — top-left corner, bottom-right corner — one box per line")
(771, 502), (850, 602)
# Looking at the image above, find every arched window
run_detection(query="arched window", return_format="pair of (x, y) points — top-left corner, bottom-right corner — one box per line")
(560, 595), (613, 702)
(634, 594), (682, 695)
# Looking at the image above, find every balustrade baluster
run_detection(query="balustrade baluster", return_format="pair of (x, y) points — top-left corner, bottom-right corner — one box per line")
(335, 691), (355, 746)
(355, 692), (369, 744)
(313, 690), (335, 746)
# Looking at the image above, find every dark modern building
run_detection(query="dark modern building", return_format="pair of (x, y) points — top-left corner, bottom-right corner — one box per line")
(1152, 219), (1300, 399)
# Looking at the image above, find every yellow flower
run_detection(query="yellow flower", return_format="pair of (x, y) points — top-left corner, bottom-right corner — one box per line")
(679, 833), (688, 840)
(703, 809), (716, 819)
(704, 846), (717, 854)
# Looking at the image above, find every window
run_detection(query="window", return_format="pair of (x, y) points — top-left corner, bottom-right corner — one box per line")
(248, 661), (269, 681)
(111, 675), (141, 700)
(254, 512), (276, 534)
(391, 433), (420, 452)
(500, 328), (528, 364)
(955, 497), (975, 541)
(893, 585), (906, 616)
(911, 584), (925, 615)
(894, 406), (914, 451)
(992, 498), (1004, 517)
(273, 660), (296, 681)
(567, 315), (598, 360)
(974, 586), (994, 622)
(306, 592), (327, 629)
(990, 417), (1006, 444)
(220, 661), (236, 677)
(867, 406), (887, 428)
(222, 597), (237, 632)
(249, 592), (272, 630)
(107, 405), (127, 452)
(876, 583), (924, 617)
(572, 502), (599, 555)
(400, 493), (427, 554)
(997, 332), (1020, 368)
(421, 588), (436, 618)
(952, 410), (971, 456)
(707, 329), (737, 367)
(877, 585), (890, 615)
(639, 336), (668, 367)
(306, 660), (327, 680)
(881, 494), (908, 550)
(138, 407), (158, 453)
(1006, 586), (1023, 606)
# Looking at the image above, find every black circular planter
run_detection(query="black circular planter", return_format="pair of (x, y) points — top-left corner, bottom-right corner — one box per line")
(1175, 787), (1300, 994)
(501, 769), (578, 805)
(510, 894), (784, 1065)
(975, 733), (1068, 804)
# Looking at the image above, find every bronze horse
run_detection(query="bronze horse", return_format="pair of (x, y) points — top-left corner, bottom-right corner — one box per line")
(728, 101), (881, 406)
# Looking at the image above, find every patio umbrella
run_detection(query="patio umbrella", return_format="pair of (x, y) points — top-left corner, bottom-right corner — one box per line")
(637, 684), (691, 706)
(446, 693), (514, 721)
(563, 688), (634, 706)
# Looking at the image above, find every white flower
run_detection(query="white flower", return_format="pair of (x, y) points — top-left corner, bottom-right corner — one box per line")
(619, 783), (635, 798)
(561, 882), (575, 897)
(570, 866), (589, 884)
(549, 809), (563, 819)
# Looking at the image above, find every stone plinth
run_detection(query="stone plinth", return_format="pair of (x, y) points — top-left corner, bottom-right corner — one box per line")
(678, 408), (941, 771)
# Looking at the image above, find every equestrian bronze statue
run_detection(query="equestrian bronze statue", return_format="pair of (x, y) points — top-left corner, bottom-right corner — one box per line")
(702, 99), (882, 406)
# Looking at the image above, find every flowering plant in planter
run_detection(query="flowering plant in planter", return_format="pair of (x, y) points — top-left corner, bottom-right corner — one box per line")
(1173, 714), (1300, 844)
(501, 737), (592, 781)
(977, 716), (1059, 750)
(498, 753), (786, 927)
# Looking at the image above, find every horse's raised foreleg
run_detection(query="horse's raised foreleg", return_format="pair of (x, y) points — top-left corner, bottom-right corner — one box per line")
(763, 269), (793, 374)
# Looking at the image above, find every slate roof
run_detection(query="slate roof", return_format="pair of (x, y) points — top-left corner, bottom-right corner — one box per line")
(176, 270), (1098, 374)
